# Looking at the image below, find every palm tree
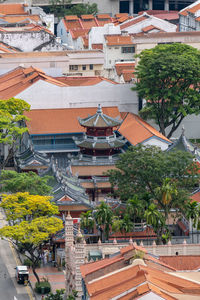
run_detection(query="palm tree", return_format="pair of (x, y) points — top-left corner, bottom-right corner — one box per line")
(95, 201), (113, 242)
(185, 201), (198, 243)
(144, 203), (165, 244)
(80, 210), (94, 234)
(155, 178), (177, 221)
(120, 214), (133, 237)
(127, 196), (144, 223)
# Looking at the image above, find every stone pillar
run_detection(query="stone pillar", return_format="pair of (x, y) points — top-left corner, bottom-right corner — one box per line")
(65, 212), (75, 297)
(129, 0), (134, 15)
(164, 0), (169, 11)
(74, 229), (86, 300)
(148, 0), (153, 10)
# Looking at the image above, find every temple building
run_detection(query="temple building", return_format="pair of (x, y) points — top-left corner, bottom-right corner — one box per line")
(71, 104), (127, 202)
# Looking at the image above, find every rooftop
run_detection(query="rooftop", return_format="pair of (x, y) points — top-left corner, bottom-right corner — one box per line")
(105, 34), (133, 46)
(0, 4), (28, 15)
(25, 106), (120, 135)
(118, 113), (171, 145)
(160, 256), (200, 271)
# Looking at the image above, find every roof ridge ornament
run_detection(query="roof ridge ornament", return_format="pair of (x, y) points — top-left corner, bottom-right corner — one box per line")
(97, 103), (102, 114)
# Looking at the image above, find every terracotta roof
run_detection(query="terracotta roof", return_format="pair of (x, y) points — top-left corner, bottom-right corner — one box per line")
(120, 16), (147, 30)
(0, 42), (20, 53)
(86, 263), (200, 300)
(191, 190), (200, 203)
(55, 76), (117, 86)
(118, 113), (171, 145)
(70, 28), (88, 39)
(92, 43), (103, 50)
(160, 256), (200, 271)
(180, 3), (200, 16)
(105, 34), (133, 46)
(139, 10), (179, 20)
(122, 70), (135, 83)
(0, 4), (27, 15)
(109, 226), (156, 239)
(0, 15), (40, 23)
(115, 63), (135, 76)
(142, 25), (161, 32)
(25, 107), (120, 135)
(97, 14), (111, 19)
(65, 15), (79, 20)
(0, 66), (67, 99)
(115, 13), (129, 19)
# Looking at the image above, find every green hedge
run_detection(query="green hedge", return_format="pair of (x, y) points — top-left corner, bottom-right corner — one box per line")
(35, 281), (51, 294)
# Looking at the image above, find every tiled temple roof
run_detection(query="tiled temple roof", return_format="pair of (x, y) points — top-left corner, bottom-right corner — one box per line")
(78, 104), (122, 128)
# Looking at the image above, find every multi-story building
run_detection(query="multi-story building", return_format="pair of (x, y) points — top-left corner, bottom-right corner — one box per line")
(179, 0), (200, 31)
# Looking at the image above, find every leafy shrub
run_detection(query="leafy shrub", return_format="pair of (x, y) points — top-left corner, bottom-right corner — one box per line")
(35, 280), (51, 294)
(23, 258), (40, 268)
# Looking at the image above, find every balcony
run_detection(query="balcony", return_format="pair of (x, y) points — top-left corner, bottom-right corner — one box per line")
(33, 143), (78, 153)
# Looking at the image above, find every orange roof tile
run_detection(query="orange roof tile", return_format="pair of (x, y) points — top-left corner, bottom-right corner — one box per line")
(0, 15), (40, 23)
(179, 10), (188, 16)
(97, 14), (111, 19)
(196, 16), (200, 21)
(122, 70), (135, 83)
(142, 24), (160, 32)
(87, 264), (200, 300)
(55, 76), (117, 86)
(105, 34), (133, 46)
(187, 3), (200, 13)
(0, 42), (20, 53)
(92, 43), (103, 50)
(65, 15), (79, 20)
(118, 113), (171, 145)
(115, 62), (135, 76)
(25, 107), (120, 135)
(0, 66), (66, 99)
(81, 14), (94, 20)
(120, 16), (147, 30)
(0, 4), (27, 15)
(70, 28), (88, 39)
(191, 190), (200, 203)
(160, 256), (200, 271)
(115, 13), (129, 19)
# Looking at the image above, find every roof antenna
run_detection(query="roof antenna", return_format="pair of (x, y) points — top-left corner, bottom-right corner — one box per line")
(97, 104), (102, 114)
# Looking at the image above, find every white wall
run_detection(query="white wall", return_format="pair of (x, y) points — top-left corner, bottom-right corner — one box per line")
(89, 24), (121, 49)
(120, 14), (177, 34)
(17, 80), (138, 113)
(0, 31), (65, 52)
(142, 137), (170, 151)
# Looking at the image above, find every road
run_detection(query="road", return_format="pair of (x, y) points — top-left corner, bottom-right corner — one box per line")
(0, 209), (33, 300)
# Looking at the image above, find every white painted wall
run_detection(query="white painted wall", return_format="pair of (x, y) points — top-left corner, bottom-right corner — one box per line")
(85, 0), (119, 16)
(16, 80), (138, 113)
(89, 24), (121, 49)
(142, 137), (170, 151)
(120, 14), (177, 34)
(0, 31), (65, 52)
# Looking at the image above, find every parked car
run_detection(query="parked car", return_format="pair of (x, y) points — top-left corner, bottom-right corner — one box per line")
(15, 266), (29, 284)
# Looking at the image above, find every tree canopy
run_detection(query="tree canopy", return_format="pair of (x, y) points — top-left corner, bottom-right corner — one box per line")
(0, 192), (63, 283)
(0, 170), (52, 195)
(134, 43), (200, 138)
(0, 98), (30, 169)
(107, 145), (199, 218)
(49, 0), (97, 18)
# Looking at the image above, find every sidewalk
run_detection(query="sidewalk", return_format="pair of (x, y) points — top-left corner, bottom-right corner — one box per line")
(29, 265), (65, 299)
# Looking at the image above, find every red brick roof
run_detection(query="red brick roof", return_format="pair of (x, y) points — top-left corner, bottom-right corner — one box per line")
(0, 4), (28, 15)
(120, 16), (147, 30)
(191, 190), (200, 203)
(105, 34), (133, 46)
(180, 3), (200, 16)
(160, 256), (200, 270)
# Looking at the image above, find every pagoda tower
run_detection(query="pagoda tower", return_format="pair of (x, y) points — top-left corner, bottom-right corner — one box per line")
(71, 105), (126, 202)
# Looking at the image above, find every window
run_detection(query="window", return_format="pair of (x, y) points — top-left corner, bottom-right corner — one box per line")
(82, 65), (86, 71)
(69, 65), (78, 71)
(121, 46), (135, 53)
(89, 64), (93, 70)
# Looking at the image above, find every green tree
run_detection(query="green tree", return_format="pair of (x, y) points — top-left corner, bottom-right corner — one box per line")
(185, 201), (198, 243)
(49, 0), (97, 19)
(0, 192), (58, 224)
(144, 203), (166, 244)
(127, 196), (145, 223)
(155, 178), (178, 221)
(0, 193), (63, 282)
(80, 210), (94, 234)
(45, 289), (65, 300)
(0, 98), (30, 169)
(108, 145), (199, 220)
(94, 202), (113, 241)
(0, 216), (63, 283)
(0, 170), (52, 195)
(134, 43), (200, 138)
